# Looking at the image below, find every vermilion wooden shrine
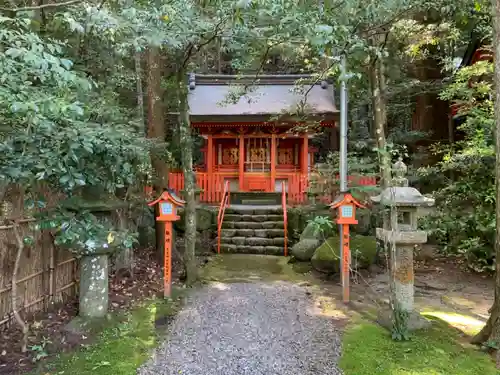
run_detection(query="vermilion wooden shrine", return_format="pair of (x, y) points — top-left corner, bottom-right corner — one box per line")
(168, 74), (375, 204)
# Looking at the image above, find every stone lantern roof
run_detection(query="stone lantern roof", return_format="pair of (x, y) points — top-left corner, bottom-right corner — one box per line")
(371, 187), (434, 207)
(371, 158), (435, 207)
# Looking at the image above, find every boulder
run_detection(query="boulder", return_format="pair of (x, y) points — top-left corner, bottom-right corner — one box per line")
(291, 239), (321, 261)
(299, 221), (323, 241)
(311, 235), (377, 273)
(196, 207), (214, 231)
(175, 207), (215, 232)
(299, 219), (335, 242)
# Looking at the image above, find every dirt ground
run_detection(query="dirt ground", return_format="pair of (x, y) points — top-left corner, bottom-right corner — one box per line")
(351, 251), (493, 336)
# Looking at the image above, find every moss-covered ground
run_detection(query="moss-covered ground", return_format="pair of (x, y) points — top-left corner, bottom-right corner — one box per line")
(203, 254), (498, 375)
(30, 254), (498, 374)
(200, 253), (313, 283)
(340, 318), (497, 375)
(31, 293), (182, 375)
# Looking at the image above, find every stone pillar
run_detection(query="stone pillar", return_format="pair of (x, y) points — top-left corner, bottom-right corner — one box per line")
(394, 245), (414, 312)
(371, 158), (434, 330)
(79, 255), (109, 318)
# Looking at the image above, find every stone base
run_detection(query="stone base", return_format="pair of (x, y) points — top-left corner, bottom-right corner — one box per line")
(377, 307), (431, 332)
(63, 315), (112, 336)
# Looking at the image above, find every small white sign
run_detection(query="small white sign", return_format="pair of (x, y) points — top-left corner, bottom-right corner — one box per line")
(341, 205), (353, 218)
(160, 202), (173, 215)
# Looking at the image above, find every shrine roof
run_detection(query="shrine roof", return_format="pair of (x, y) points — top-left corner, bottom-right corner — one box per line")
(187, 74), (338, 123)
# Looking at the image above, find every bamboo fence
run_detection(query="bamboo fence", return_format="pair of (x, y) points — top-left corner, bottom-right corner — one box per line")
(0, 184), (79, 329)
(0, 218), (78, 329)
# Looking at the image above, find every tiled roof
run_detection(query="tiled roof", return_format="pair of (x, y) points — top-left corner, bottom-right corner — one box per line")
(187, 74), (338, 120)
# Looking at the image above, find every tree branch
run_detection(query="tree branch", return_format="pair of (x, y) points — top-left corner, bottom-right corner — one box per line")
(181, 17), (229, 69)
(0, 0), (83, 12)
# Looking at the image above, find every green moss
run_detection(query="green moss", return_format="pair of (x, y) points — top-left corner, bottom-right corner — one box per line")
(292, 261), (313, 274)
(291, 239), (321, 261)
(32, 295), (182, 375)
(341, 320), (497, 375)
(200, 254), (312, 283)
(287, 207), (302, 240)
(311, 235), (377, 273)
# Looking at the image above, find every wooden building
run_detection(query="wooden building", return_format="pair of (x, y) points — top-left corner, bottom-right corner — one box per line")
(168, 74), (375, 204)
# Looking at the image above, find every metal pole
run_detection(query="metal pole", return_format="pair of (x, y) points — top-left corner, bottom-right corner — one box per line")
(339, 55), (348, 193)
(339, 54), (349, 302)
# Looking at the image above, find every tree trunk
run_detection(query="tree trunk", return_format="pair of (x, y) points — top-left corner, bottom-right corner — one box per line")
(146, 47), (169, 191)
(370, 56), (391, 189)
(177, 71), (198, 286)
(147, 47), (169, 264)
(370, 51), (407, 333)
(471, 1), (500, 367)
(135, 50), (145, 131)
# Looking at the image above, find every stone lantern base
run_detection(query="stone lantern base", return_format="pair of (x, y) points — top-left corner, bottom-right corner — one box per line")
(377, 307), (431, 332)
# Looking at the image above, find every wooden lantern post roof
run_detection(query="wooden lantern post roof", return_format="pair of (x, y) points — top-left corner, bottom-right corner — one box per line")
(185, 74), (339, 126)
(148, 189), (186, 207)
(330, 192), (366, 209)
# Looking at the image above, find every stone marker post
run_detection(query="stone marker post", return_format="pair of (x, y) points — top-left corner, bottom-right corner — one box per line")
(371, 158), (434, 329)
(79, 251), (110, 318)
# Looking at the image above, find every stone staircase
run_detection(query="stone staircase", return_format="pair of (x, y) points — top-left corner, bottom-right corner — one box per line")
(216, 202), (286, 256)
(229, 191), (281, 205)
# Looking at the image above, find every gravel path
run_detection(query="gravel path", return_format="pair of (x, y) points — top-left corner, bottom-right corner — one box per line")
(138, 282), (343, 375)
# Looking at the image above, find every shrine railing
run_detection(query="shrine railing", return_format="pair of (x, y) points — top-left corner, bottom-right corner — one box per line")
(281, 180), (288, 257)
(217, 180), (230, 254)
(167, 172), (377, 205)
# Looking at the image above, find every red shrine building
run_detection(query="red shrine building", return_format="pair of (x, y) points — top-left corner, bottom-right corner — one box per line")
(168, 74), (374, 204)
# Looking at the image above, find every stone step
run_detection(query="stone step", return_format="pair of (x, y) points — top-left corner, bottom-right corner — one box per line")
(216, 243), (285, 256)
(225, 205), (283, 215)
(218, 236), (286, 247)
(230, 192), (281, 205)
(241, 199), (279, 205)
(223, 214), (283, 223)
(220, 229), (284, 239)
(222, 221), (285, 230)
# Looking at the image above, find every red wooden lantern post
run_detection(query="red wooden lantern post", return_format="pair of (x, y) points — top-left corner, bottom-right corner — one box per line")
(330, 193), (365, 304)
(148, 190), (185, 298)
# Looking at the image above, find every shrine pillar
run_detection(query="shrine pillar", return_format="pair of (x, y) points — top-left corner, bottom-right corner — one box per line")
(239, 133), (244, 190)
(301, 133), (309, 175)
(271, 133), (277, 191)
(207, 134), (213, 199)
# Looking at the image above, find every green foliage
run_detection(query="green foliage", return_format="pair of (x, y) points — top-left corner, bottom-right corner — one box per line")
(391, 308), (410, 341)
(307, 215), (334, 238)
(30, 337), (51, 363)
(420, 60), (495, 272)
(0, 11), (149, 253)
(51, 211), (138, 256)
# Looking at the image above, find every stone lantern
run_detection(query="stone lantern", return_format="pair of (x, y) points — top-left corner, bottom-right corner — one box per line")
(371, 158), (434, 329)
